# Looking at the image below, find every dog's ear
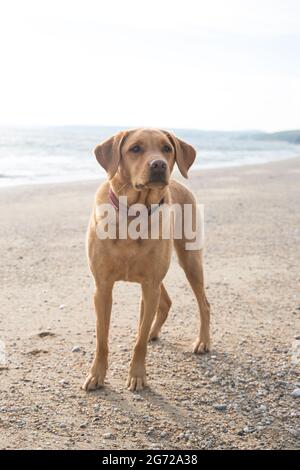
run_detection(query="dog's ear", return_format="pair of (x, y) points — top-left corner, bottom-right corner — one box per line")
(94, 131), (127, 179)
(162, 131), (196, 178)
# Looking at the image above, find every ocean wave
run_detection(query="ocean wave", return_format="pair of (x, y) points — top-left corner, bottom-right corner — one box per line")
(0, 126), (299, 187)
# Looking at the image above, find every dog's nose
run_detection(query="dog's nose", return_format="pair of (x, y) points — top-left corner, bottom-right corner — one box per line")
(149, 159), (167, 171)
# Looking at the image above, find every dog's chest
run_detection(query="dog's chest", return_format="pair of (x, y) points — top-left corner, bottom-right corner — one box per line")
(110, 238), (171, 282)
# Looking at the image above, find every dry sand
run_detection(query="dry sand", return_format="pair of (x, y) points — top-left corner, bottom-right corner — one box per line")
(0, 157), (299, 450)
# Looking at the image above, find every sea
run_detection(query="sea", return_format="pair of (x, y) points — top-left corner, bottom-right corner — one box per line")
(0, 126), (299, 187)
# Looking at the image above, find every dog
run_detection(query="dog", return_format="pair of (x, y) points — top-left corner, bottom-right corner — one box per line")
(83, 128), (210, 392)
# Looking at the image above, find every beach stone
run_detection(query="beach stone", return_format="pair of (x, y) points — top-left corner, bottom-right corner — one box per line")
(133, 394), (143, 401)
(291, 388), (300, 398)
(59, 379), (69, 386)
(243, 426), (254, 434)
(210, 376), (219, 384)
(71, 346), (81, 353)
(37, 331), (54, 338)
(256, 425), (265, 431)
(287, 428), (300, 438)
(103, 432), (113, 439)
(277, 380), (288, 387)
(214, 404), (227, 411)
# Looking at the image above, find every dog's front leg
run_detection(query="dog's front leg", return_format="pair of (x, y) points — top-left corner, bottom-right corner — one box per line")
(83, 281), (113, 391)
(127, 283), (160, 392)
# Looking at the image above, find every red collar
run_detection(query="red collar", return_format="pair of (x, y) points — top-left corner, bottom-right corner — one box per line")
(109, 187), (164, 216)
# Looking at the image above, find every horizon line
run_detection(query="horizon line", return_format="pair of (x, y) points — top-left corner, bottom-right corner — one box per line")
(0, 124), (299, 134)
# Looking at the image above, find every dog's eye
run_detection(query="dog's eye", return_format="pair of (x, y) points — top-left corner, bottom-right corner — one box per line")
(162, 144), (172, 153)
(130, 145), (141, 153)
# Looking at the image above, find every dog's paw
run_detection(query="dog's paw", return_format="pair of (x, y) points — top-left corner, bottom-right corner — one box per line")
(193, 337), (210, 354)
(82, 373), (105, 391)
(148, 330), (159, 342)
(126, 373), (147, 392)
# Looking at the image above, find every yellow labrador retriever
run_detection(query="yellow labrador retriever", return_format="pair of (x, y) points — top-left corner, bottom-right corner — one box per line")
(83, 128), (210, 392)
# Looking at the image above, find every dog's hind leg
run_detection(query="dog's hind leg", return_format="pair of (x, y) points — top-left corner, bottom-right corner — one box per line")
(174, 240), (211, 353)
(149, 283), (172, 341)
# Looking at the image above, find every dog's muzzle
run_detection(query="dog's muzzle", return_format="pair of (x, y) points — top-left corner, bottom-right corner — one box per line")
(148, 159), (167, 184)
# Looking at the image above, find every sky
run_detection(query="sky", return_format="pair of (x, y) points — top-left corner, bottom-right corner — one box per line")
(0, 0), (299, 131)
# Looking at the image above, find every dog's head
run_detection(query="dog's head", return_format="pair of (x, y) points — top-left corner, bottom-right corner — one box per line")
(94, 128), (196, 190)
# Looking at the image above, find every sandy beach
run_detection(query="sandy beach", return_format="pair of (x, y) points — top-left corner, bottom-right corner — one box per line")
(0, 157), (299, 450)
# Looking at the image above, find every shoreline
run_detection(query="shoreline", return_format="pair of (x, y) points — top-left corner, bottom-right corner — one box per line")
(0, 154), (299, 191)
(0, 156), (299, 450)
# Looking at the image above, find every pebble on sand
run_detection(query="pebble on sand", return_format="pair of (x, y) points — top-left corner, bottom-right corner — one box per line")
(259, 405), (267, 412)
(291, 388), (300, 398)
(133, 394), (143, 401)
(287, 428), (300, 438)
(214, 404), (227, 411)
(59, 379), (69, 386)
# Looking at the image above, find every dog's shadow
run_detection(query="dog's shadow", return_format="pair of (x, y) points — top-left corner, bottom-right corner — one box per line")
(86, 379), (191, 430)
(84, 336), (281, 437)
(85, 338), (215, 431)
